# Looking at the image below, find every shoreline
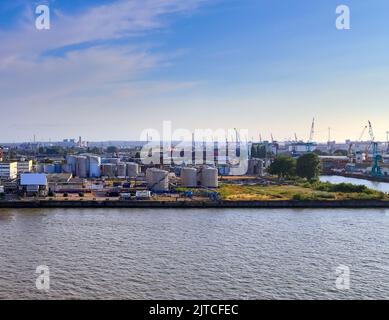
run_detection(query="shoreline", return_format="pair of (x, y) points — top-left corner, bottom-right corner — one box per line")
(322, 173), (389, 183)
(1, 199), (388, 209)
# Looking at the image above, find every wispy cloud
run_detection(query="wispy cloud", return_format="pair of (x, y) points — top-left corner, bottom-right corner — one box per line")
(0, 0), (206, 141)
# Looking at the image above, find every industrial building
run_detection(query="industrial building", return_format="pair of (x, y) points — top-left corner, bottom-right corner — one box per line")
(20, 173), (48, 196)
(17, 160), (33, 173)
(0, 162), (18, 180)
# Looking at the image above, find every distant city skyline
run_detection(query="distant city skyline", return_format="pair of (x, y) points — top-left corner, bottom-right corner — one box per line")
(1, 0), (389, 143)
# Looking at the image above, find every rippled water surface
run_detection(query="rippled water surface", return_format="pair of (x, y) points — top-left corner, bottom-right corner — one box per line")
(0, 208), (389, 299)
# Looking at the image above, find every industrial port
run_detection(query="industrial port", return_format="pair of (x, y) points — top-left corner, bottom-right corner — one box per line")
(0, 119), (389, 206)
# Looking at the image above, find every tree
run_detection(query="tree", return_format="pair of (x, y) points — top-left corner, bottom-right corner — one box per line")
(333, 149), (348, 156)
(106, 146), (118, 154)
(268, 155), (296, 179)
(296, 153), (321, 181)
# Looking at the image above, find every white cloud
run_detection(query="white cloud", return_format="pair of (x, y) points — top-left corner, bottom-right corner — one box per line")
(0, 0), (206, 141)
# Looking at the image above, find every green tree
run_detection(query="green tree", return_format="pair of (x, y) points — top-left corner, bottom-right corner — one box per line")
(333, 149), (348, 156)
(106, 146), (118, 154)
(296, 153), (321, 181)
(268, 155), (296, 179)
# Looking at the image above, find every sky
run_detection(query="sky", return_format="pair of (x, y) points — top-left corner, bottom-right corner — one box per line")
(0, 0), (389, 143)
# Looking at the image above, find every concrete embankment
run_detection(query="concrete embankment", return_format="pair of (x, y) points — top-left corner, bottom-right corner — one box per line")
(0, 200), (388, 209)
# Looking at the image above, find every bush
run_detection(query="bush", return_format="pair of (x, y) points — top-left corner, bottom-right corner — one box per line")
(63, 193), (68, 197)
(78, 192), (85, 197)
(292, 193), (311, 201)
(312, 182), (371, 193)
(314, 191), (336, 199)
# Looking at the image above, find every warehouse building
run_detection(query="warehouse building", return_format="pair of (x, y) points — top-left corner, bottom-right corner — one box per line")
(20, 173), (48, 196)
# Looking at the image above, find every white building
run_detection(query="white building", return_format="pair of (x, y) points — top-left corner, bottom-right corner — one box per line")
(0, 162), (18, 180)
(17, 160), (33, 173)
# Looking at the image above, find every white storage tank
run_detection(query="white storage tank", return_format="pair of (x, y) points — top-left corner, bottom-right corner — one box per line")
(66, 155), (77, 175)
(102, 164), (116, 177)
(146, 168), (169, 192)
(117, 163), (127, 178)
(126, 163), (139, 178)
(181, 167), (197, 187)
(76, 156), (88, 178)
(89, 156), (101, 178)
(201, 167), (218, 188)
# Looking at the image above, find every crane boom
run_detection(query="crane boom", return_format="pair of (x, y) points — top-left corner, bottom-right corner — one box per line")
(358, 126), (368, 141)
(309, 118), (315, 142)
(368, 120), (375, 142)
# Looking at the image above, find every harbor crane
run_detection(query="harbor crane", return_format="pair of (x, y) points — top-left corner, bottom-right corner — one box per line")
(348, 125), (368, 158)
(386, 131), (389, 153)
(368, 121), (382, 177)
(306, 118), (315, 152)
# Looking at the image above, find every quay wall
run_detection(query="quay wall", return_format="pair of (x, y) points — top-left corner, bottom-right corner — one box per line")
(0, 200), (388, 209)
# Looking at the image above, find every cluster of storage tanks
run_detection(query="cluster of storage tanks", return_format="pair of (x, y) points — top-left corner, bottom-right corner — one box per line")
(36, 163), (63, 174)
(144, 166), (218, 192)
(181, 166), (218, 188)
(101, 162), (140, 178)
(62, 156), (140, 179)
(65, 155), (101, 178)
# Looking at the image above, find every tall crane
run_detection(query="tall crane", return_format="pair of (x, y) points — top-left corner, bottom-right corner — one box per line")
(368, 121), (382, 177)
(349, 125), (368, 158)
(234, 128), (241, 158)
(358, 125), (368, 142)
(307, 118), (315, 152)
(386, 131), (389, 153)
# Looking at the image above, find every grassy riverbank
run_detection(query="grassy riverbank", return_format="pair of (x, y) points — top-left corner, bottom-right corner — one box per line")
(219, 181), (388, 201)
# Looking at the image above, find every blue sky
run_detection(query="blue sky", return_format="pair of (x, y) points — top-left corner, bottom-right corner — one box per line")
(1, 0), (389, 142)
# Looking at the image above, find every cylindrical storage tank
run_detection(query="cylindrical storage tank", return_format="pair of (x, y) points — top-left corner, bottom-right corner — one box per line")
(89, 156), (101, 178)
(66, 155), (77, 175)
(117, 163), (127, 177)
(108, 158), (120, 165)
(54, 163), (62, 173)
(126, 163), (139, 178)
(181, 167), (197, 187)
(76, 156), (88, 178)
(201, 167), (218, 188)
(146, 168), (169, 192)
(102, 164), (116, 177)
(62, 164), (73, 174)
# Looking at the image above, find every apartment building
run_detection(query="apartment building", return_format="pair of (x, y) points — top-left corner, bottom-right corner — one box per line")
(17, 160), (33, 173)
(0, 162), (18, 180)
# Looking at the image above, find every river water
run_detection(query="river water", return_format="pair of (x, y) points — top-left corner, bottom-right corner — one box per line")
(0, 208), (388, 300)
(320, 175), (389, 193)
